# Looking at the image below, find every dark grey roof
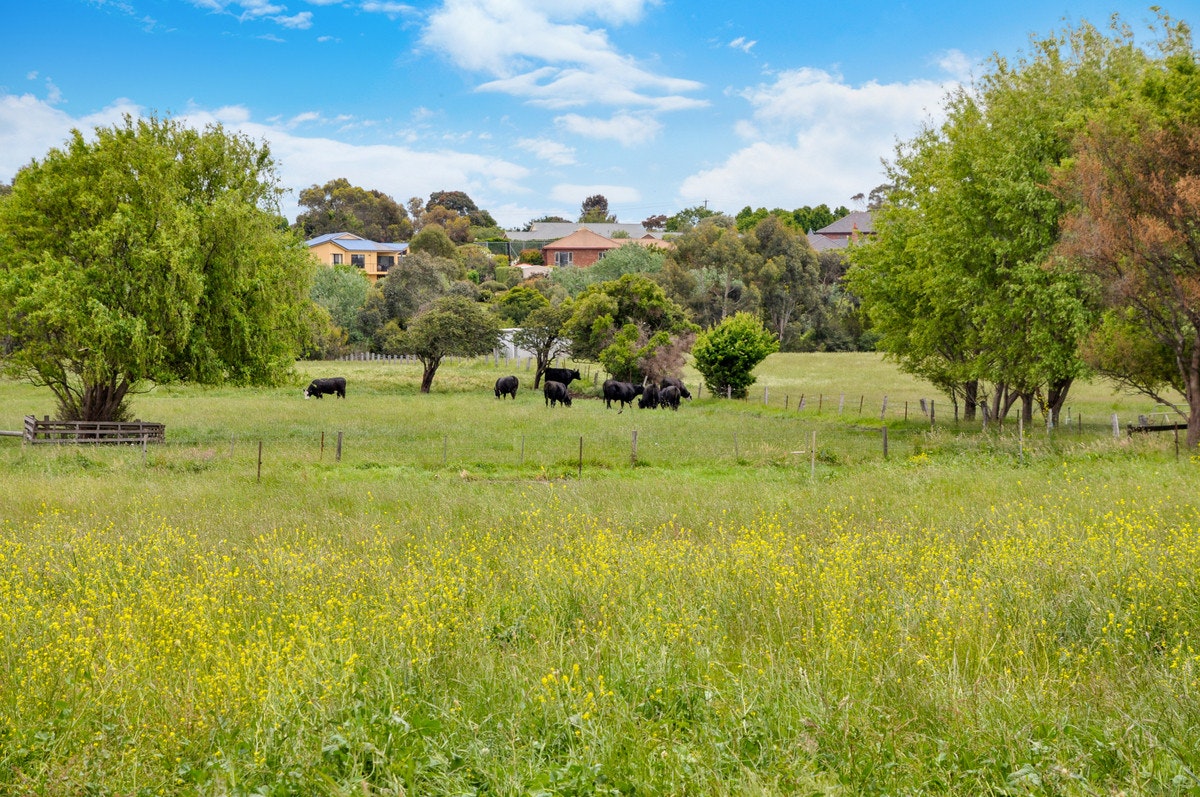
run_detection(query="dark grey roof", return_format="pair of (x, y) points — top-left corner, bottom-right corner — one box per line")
(814, 210), (874, 236)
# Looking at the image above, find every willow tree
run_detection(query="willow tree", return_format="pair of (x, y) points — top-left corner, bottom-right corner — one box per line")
(0, 115), (314, 422)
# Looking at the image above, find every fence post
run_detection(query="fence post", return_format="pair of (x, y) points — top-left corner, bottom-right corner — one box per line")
(1112, 413), (1120, 438)
(882, 426), (888, 459)
(880, 395), (888, 421)
(810, 430), (817, 478)
(578, 436), (583, 478)
(257, 440), (263, 483)
(336, 431), (343, 462)
(320, 431), (325, 460)
(764, 386), (769, 405)
(631, 430), (638, 466)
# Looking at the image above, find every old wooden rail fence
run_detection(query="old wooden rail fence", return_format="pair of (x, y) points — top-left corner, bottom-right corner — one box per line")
(21, 415), (165, 445)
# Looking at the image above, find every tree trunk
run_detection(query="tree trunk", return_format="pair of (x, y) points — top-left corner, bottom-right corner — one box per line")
(1186, 344), (1200, 450)
(420, 359), (440, 394)
(1021, 393), (1034, 426)
(1046, 377), (1072, 426)
(963, 380), (978, 422)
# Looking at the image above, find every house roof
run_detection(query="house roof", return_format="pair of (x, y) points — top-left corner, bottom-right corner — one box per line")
(508, 222), (663, 241)
(306, 232), (408, 253)
(813, 210), (874, 236)
(541, 227), (624, 251)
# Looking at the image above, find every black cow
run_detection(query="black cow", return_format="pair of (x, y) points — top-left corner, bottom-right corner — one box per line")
(661, 376), (691, 399)
(494, 375), (519, 399)
(543, 380), (572, 407)
(602, 379), (643, 411)
(543, 367), (582, 387)
(304, 376), (346, 399)
(659, 384), (681, 410)
(638, 382), (660, 409)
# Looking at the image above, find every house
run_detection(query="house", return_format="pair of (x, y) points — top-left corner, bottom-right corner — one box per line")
(540, 227), (624, 268)
(306, 232), (408, 282)
(807, 211), (875, 252)
(507, 221), (665, 244)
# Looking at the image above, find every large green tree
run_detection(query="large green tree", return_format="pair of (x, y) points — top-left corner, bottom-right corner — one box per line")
(293, 177), (412, 241)
(847, 17), (1153, 424)
(392, 295), (502, 393)
(0, 115), (313, 422)
(562, 273), (696, 382)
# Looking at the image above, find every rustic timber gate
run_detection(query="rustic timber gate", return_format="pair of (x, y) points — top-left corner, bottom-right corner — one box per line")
(23, 416), (165, 445)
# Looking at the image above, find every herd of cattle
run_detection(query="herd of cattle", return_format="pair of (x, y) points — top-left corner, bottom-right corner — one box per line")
(500, 368), (692, 411)
(304, 370), (691, 410)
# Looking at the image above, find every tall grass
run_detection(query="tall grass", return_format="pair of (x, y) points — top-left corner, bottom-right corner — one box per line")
(1, 354), (1198, 795)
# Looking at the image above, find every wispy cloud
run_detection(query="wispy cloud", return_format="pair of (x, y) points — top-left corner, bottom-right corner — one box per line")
(729, 36), (756, 54)
(555, 111), (661, 146)
(550, 183), (641, 206)
(274, 11), (312, 28)
(421, 0), (704, 115)
(517, 137), (576, 166)
(361, 1), (415, 18)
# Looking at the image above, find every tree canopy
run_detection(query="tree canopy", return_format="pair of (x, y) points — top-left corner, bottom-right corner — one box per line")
(293, 177), (412, 241)
(846, 15), (1162, 424)
(395, 295), (502, 393)
(1053, 25), (1200, 445)
(0, 114), (314, 421)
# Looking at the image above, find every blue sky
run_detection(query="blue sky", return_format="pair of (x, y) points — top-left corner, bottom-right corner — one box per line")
(2, 1), (1194, 229)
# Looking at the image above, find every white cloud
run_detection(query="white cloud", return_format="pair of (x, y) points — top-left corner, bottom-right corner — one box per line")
(936, 49), (976, 82)
(550, 183), (641, 206)
(0, 92), (533, 227)
(678, 67), (954, 211)
(729, 36), (756, 54)
(360, 1), (415, 17)
(517, 137), (576, 166)
(421, 0), (703, 113)
(273, 11), (313, 28)
(555, 112), (661, 146)
(0, 93), (143, 181)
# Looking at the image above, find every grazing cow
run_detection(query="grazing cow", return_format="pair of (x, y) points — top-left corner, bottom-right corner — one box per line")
(638, 382), (660, 409)
(543, 380), (572, 407)
(660, 376), (691, 399)
(543, 367), (582, 387)
(602, 379), (643, 411)
(659, 384), (681, 410)
(494, 375), (519, 399)
(304, 376), (346, 399)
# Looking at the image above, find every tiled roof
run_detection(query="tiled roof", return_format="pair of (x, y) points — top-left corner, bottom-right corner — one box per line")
(814, 211), (875, 236)
(542, 227), (624, 250)
(508, 222), (663, 241)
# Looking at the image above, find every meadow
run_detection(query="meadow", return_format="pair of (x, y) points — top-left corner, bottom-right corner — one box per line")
(1, 353), (1198, 795)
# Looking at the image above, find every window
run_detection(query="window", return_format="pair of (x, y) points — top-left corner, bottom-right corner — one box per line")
(555, 251), (573, 266)
(377, 255), (394, 272)
(351, 254), (365, 268)
(332, 253), (343, 265)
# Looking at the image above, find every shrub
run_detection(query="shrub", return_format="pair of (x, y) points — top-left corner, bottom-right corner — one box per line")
(692, 312), (779, 398)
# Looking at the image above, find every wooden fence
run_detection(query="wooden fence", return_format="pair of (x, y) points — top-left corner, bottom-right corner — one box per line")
(23, 415), (165, 445)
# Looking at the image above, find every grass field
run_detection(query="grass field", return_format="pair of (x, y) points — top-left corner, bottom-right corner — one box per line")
(2, 353), (1199, 795)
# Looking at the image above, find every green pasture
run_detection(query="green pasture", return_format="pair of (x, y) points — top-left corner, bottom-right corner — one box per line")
(2, 354), (1199, 795)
